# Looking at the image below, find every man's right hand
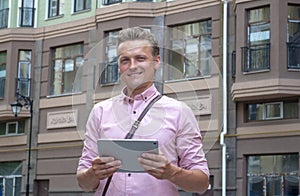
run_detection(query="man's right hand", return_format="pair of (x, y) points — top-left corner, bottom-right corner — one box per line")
(91, 157), (122, 180)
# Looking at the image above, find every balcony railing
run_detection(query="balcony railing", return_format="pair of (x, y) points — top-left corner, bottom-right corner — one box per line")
(231, 50), (236, 78)
(0, 77), (5, 98)
(103, 0), (122, 5)
(19, 7), (35, 27)
(0, 8), (9, 29)
(15, 78), (31, 97)
(241, 43), (270, 72)
(287, 42), (300, 69)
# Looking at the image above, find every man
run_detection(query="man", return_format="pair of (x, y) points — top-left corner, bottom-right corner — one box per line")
(77, 27), (209, 195)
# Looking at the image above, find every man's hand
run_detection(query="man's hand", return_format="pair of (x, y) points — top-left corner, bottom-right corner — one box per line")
(91, 157), (122, 180)
(138, 153), (181, 180)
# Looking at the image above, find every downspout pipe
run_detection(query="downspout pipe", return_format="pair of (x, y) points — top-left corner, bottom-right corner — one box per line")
(220, 0), (228, 196)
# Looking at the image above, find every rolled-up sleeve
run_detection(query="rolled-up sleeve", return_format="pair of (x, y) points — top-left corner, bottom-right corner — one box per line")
(176, 103), (210, 177)
(77, 105), (102, 171)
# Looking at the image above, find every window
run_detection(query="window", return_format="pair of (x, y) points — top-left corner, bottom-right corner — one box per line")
(0, 162), (22, 196)
(0, 0), (9, 28)
(17, 50), (31, 97)
(287, 5), (300, 69)
(247, 100), (298, 121)
(19, 0), (35, 27)
(74, 0), (91, 12)
(242, 7), (270, 72)
(100, 30), (119, 85)
(48, 0), (64, 18)
(103, 0), (122, 6)
(0, 121), (25, 136)
(247, 154), (299, 196)
(168, 20), (212, 81)
(0, 51), (6, 98)
(51, 43), (84, 95)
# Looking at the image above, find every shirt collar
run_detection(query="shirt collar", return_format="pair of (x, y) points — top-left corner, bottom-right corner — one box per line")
(121, 84), (158, 104)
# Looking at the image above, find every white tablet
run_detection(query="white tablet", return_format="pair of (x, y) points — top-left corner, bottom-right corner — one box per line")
(97, 139), (159, 173)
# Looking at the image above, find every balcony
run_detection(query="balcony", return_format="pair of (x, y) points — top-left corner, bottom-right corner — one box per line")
(19, 7), (35, 27)
(0, 8), (9, 29)
(103, 0), (122, 5)
(287, 42), (300, 70)
(241, 43), (270, 73)
(16, 78), (31, 97)
(0, 77), (5, 98)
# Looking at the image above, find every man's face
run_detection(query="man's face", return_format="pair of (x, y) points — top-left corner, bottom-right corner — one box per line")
(118, 40), (160, 94)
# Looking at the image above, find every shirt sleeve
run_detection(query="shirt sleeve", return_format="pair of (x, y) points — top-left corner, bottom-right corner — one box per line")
(77, 105), (102, 172)
(176, 102), (210, 177)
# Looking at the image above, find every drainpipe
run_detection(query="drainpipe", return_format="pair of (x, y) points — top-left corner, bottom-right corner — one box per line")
(220, 0), (228, 196)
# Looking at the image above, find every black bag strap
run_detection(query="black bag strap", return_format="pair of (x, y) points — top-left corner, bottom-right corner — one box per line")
(102, 94), (162, 196)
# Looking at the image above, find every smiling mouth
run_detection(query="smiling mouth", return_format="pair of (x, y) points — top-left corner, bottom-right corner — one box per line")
(127, 72), (143, 77)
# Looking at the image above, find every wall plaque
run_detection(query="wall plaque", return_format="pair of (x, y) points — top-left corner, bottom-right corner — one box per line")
(180, 96), (212, 116)
(47, 110), (77, 129)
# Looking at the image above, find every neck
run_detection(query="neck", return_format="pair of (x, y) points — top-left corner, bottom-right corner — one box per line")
(126, 82), (153, 98)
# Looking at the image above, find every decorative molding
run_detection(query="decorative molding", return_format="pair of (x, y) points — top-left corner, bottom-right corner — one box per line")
(47, 110), (77, 129)
(180, 96), (212, 116)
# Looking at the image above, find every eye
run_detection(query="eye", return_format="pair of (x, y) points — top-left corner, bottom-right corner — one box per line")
(119, 58), (129, 65)
(136, 56), (147, 62)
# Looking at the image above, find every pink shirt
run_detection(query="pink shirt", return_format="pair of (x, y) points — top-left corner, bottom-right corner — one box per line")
(77, 85), (209, 196)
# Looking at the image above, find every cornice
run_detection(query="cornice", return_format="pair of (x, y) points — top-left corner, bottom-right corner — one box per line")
(0, 17), (96, 42)
(96, 0), (220, 23)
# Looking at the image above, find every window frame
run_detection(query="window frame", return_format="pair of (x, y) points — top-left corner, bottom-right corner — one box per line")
(247, 154), (299, 196)
(0, 51), (6, 98)
(287, 4), (300, 70)
(100, 30), (120, 85)
(51, 43), (84, 96)
(242, 6), (271, 72)
(167, 19), (212, 81)
(17, 50), (32, 97)
(48, 0), (64, 18)
(0, 121), (25, 136)
(102, 0), (122, 6)
(74, 0), (91, 13)
(247, 100), (299, 121)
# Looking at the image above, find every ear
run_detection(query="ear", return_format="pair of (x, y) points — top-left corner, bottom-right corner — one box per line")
(153, 55), (161, 70)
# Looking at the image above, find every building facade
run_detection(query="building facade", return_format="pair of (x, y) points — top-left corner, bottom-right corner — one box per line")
(0, 0), (299, 196)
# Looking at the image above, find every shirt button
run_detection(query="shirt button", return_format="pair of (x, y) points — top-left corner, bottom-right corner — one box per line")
(128, 173), (131, 177)
(133, 111), (136, 114)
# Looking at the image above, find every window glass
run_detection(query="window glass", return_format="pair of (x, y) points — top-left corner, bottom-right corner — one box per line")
(247, 154), (299, 196)
(0, 162), (22, 196)
(103, 0), (122, 5)
(74, 0), (91, 12)
(51, 43), (83, 95)
(49, 0), (64, 17)
(0, 51), (6, 98)
(247, 100), (298, 121)
(100, 30), (120, 85)
(7, 122), (17, 135)
(287, 5), (300, 69)
(244, 7), (270, 72)
(0, 121), (25, 136)
(18, 50), (31, 97)
(169, 20), (212, 80)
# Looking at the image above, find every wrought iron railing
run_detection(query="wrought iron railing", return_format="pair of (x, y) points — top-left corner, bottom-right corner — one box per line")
(19, 7), (35, 27)
(287, 42), (300, 69)
(231, 50), (236, 78)
(0, 77), (5, 98)
(15, 78), (31, 97)
(0, 8), (9, 29)
(103, 0), (122, 5)
(241, 43), (270, 72)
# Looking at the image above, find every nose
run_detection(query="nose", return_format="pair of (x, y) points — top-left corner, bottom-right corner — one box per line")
(128, 58), (138, 69)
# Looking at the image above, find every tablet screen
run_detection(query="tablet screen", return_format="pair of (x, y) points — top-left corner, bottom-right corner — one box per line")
(97, 139), (158, 172)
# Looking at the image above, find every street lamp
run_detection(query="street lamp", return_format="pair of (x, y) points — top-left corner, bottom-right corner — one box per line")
(11, 91), (33, 196)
